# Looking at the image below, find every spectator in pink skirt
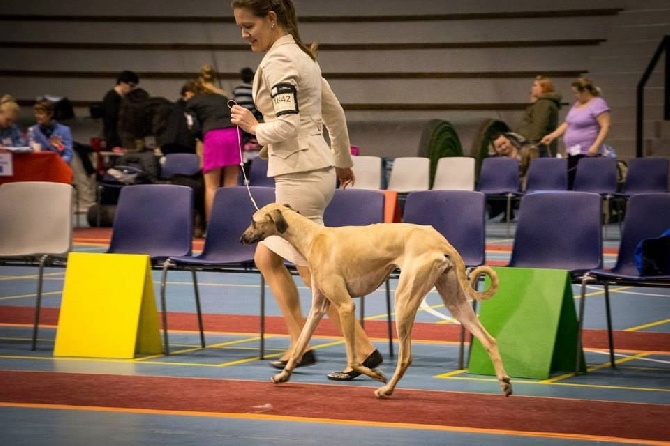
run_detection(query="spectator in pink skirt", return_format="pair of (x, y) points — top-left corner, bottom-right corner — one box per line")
(184, 80), (240, 222)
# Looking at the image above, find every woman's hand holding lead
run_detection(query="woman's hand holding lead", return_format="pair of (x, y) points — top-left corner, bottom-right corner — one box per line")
(230, 104), (257, 134)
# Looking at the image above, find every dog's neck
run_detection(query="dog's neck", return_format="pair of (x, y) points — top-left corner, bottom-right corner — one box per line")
(277, 210), (323, 257)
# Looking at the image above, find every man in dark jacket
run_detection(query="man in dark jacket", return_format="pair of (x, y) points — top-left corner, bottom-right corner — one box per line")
(160, 84), (197, 155)
(101, 70), (139, 149)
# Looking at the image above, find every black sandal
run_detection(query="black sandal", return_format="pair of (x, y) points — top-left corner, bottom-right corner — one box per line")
(327, 349), (383, 381)
(269, 350), (317, 370)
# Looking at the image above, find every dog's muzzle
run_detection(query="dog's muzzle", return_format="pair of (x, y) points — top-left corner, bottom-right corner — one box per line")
(240, 231), (265, 244)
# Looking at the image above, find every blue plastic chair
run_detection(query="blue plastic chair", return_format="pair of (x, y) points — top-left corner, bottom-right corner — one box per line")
(577, 193), (670, 372)
(524, 157), (568, 192)
(572, 157), (617, 194)
(323, 188), (394, 357)
(572, 157), (618, 233)
(324, 188), (385, 226)
(160, 186), (276, 355)
(245, 157), (274, 187)
(160, 153), (200, 180)
(620, 157), (669, 195)
(108, 184), (193, 262)
(477, 157), (521, 237)
(477, 157), (520, 195)
(403, 190), (486, 369)
(403, 190), (486, 268)
(508, 191), (603, 275)
(613, 157), (669, 231)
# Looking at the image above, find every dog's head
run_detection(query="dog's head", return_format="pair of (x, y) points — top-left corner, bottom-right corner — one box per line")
(240, 203), (294, 244)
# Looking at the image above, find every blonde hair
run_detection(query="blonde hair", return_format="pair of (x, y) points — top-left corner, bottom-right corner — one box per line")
(197, 65), (228, 96)
(0, 94), (20, 119)
(200, 65), (217, 83)
(534, 75), (556, 94)
(572, 77), (601, 97)
(231, 0), (318, 60)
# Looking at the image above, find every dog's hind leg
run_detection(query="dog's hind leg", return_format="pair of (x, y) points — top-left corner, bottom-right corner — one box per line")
(375, 256), (447, 399)
(271, 288), (329, 384)
(435, 270), (512, 397)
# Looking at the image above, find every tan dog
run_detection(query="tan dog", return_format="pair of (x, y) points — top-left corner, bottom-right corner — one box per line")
(241, 203), (512, 398)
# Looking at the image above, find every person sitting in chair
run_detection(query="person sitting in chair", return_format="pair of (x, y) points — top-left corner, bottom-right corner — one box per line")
(27, 99), (73, 163)
(487, 131), (539, 220)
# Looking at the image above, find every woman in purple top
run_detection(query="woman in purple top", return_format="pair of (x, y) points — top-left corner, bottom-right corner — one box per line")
(541, 77), (611, 188)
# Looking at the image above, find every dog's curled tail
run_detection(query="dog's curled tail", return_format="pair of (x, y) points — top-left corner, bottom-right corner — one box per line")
(468, 266), (499, 301)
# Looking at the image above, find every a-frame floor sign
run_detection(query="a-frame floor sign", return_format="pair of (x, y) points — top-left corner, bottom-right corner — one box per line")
(54, 252), (163, 358)
(468, 266), (586, 379)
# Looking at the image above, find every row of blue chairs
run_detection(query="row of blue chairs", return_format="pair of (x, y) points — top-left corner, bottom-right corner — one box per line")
(11, 181), (666, 373)
(242, 156), (670, 198)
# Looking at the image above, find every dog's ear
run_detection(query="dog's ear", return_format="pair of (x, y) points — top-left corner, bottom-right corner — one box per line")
(271, 209), (288, 234)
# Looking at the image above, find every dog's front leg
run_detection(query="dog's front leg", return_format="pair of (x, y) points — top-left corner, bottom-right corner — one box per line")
(271, 288), (329, 384)
(327, 281), (387, 384)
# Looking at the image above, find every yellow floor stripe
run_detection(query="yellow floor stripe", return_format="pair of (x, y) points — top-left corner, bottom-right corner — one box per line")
(626, 319), (670, 331)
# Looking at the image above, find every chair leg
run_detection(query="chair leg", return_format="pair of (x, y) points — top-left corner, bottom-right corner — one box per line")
(96, 185), (103, 228)
(72, 186), (80, 228)
(602, 196), (609, 240)
(159, 261), (171, 355)
(385, 278), (394, 359)
(505, 194), (512, 238)
(31, 255), (48, 351)
(359, 296), (365, 329)
(575, 275), (590, 374)
(458, 324), (466, 370)
(466, 300), (477, 367)
(604, 283), (615, 368)
(191, 270), (205, 348)
(260, 275), (266, 359)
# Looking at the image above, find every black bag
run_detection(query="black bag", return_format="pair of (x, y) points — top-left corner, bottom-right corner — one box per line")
(105, 165), (152, 185)
(634, 230), (670, 275)
(112, 151), (159, 182)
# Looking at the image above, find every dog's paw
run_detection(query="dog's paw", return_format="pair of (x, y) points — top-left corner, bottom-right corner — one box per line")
(500, 376), (513, 397)
(374, 385), (393, 399)
(369, 369), (387, 384)
(271, 371), (290, 384)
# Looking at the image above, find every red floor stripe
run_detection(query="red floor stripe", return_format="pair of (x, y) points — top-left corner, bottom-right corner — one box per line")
(1, 306), (667, 351)
(0, 370), (667, 442)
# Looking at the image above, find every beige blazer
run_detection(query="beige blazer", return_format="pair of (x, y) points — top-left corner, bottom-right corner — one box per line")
(253, 34), (353, 177)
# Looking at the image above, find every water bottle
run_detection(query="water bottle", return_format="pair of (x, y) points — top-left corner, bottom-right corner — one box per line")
(27, 127), (40, 151)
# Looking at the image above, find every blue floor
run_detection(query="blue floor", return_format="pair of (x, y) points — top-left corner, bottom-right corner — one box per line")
(0, 220), (669, 445)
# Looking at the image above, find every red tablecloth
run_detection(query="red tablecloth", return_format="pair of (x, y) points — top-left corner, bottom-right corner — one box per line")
(0, 151), (73, 185)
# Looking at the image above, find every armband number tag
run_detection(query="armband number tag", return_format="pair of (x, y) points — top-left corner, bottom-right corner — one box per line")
(271, 83), (299, 116)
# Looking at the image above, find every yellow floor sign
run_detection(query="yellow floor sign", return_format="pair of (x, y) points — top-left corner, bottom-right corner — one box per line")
(54, 252), (163, 358)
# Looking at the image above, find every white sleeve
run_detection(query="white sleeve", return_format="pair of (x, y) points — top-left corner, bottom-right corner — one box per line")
(321, 78), (353, 168)
(254, 52), (300, 146)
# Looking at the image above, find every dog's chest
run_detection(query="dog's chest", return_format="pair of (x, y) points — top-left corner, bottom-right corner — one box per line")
(344, 266), (395, 297)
